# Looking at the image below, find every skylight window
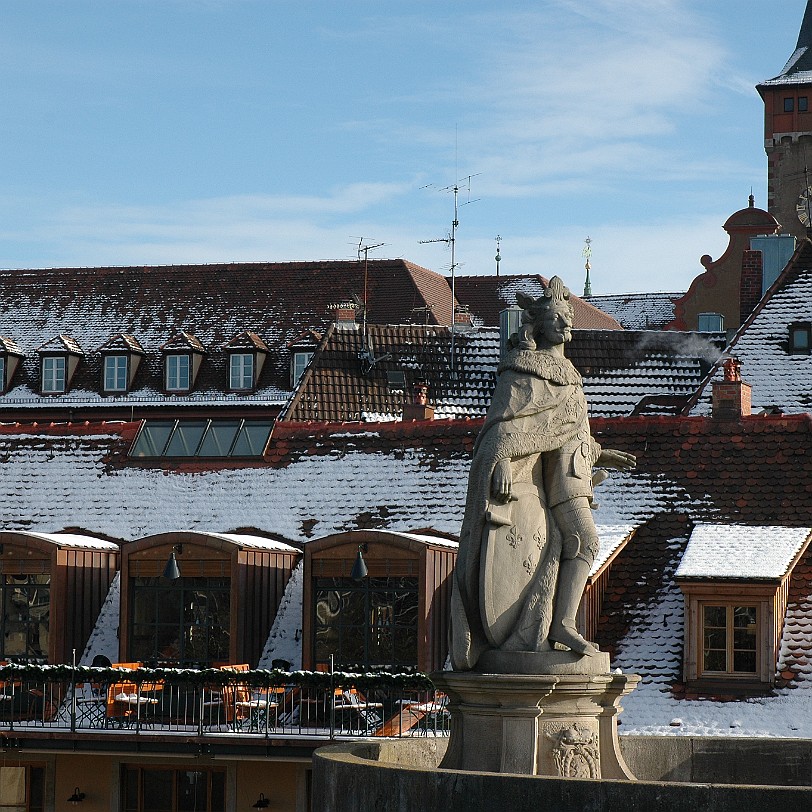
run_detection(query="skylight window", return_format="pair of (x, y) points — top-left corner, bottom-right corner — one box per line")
(130, 419), (273, 458)
(789, 322), (811, 353)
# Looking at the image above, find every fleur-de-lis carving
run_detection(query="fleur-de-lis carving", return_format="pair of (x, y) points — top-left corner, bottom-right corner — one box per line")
(506, 526), (522, 549)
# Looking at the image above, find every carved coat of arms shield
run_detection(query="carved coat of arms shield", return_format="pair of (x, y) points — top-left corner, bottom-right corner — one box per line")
(480, 482), (547, 647)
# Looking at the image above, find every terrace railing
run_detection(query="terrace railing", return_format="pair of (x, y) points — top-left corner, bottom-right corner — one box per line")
(0, 664), (449, 740)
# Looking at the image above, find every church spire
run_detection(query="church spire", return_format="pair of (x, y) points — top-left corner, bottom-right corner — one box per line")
(769, 0), (812, 80)
(797, 0), (812, 52)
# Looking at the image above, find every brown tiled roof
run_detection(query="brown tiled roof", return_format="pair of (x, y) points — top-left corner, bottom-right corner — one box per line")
(283, 325), (724, 422)
(0, 259), (461, 412)
(453, 274), (623, 329)
(590, 414), (812, 698)
(282, 324), (499, 422)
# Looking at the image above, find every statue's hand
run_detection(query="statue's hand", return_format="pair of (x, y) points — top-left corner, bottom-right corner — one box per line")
(491, 459), (513, 502)
(596, 449), (636, 471)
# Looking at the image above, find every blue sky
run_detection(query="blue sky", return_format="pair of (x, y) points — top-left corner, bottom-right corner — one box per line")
(0, 0), (807, 293)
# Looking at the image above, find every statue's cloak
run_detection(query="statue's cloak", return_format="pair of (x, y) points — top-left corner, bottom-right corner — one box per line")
(449, 348), (591, 671)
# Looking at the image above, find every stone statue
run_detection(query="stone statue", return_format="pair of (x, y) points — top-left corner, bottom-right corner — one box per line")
(450, 276), (635, 671)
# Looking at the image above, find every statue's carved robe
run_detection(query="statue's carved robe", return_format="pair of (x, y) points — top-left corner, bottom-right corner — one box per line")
(450, 348), (599, 671)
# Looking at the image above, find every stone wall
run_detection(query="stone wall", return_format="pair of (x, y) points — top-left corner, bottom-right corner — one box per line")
(313, 737), (812, 812)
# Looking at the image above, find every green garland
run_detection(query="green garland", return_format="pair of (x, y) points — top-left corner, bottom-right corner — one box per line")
(0, 663), (435, 692)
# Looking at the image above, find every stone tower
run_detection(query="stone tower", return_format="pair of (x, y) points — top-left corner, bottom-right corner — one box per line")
(757, 1), (812, 239)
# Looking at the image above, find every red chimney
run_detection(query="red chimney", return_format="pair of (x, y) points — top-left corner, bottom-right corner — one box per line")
(712, 358), (751, 418)
(328, 301), (358, 328)
(402, 381), (434, 421)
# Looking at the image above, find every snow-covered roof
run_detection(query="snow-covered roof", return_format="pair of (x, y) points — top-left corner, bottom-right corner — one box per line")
(0, 259), (460, 411)
(675, 524), (811, 580)
(591, 525), (636, 575)
(2, 530), (119, 551)
(689, 239), (812, 415)
(195, 533), (300, 553)
(583, 292), (683, 330)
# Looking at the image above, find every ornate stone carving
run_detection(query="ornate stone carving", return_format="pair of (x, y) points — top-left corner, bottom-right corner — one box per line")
(546, 723), (600, 779)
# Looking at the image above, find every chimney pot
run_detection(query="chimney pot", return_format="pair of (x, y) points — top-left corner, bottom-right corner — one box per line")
(712, 358), (751, 418)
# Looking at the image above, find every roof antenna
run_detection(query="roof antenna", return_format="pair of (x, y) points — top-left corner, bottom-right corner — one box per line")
(495, 235), (502, 278)
(582, 236), (593, 297)
(356, 239), (385, 340)
(420, 172), (481, 372)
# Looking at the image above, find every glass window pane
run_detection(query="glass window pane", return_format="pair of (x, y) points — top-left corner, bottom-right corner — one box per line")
(197, 421), (240, 456)
(124, 768), (139, 812)
(733, 650), (757, 673)
(130, 421), (175, 457)
(210, 771), (226, 812)
(166, 354), (190, 391)
(142, 770), (173, 812)
(230, 421), (272, 456)
(105, 355), (128, 391)
(165, 421), (207, 457)
(0, 357), (5, 390)
(29, 766), (44, 812)
(229, 353), (254, 389)
(703, 649), (726, 672)
(41, 356), (66, 393)
(733, 606), (757, 628)
(703, 605), (726, 627)
(292, 351), (313, 386)
(177, 770), (207, 812)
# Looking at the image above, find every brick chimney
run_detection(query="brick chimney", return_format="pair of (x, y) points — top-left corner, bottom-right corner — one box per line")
(328, 301), (358, 329)
(402, 380), (434, 421)
(712, 357), (752, 418)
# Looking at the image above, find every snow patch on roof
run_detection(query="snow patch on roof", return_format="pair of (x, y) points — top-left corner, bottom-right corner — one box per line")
(676, 524), (811, 580)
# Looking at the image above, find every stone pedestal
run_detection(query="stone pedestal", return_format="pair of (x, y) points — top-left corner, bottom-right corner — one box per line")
(431, 668), (640, 779)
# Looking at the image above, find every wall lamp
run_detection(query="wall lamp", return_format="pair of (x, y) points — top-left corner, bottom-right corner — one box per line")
(67, 787), (85, 805)
(251, 793), (270, 809)
(351, 543), (368, 581)
(162, 544), (183, 581)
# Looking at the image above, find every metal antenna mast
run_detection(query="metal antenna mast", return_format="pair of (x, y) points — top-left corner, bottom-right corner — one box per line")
(356, 239), (385, 338)
(420, 174), (480, 372)
(495, 235), (502, 277)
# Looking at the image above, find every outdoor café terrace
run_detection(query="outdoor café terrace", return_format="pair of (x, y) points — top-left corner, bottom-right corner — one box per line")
(0, 663), (449, 758)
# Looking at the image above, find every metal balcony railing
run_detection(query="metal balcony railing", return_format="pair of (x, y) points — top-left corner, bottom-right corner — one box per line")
(0, 665), (449, 740)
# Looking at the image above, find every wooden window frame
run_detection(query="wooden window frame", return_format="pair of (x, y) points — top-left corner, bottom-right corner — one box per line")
(698, 602), (759, 678)
(680, 581), (780, 690)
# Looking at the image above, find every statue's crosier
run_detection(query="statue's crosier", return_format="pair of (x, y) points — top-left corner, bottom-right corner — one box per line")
(450, 277), (635, 671)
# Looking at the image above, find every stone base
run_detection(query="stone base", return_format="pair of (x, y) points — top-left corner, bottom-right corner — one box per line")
(476, 649), (611, 675)
(431, 670), (640, 779)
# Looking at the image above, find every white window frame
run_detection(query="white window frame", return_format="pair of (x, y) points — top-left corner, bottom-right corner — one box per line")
(291, 351), (313, 387)
(41, 356), (66, 394)
(103, 354), (129, 392)
(229, 353), (254, 391)
(165, 354), (191, 392)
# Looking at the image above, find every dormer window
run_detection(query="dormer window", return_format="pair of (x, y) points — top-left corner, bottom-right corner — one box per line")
(697, 312), (724, 333)
(229, 353), (254, 390)
(223, 332), (269, 393)
(292, 351), (313, 387)
(160, 332), (206, 394)
(37, 335), (83, 396)
(287, 330), (321, 390)
(42, 356), (66, 393)
(0, 337), (24, 394)
(789, 322), (811, 353)
(98, 334), (145, 394)
(677, 524), (812, 693)
(166, 354), (191, 392)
